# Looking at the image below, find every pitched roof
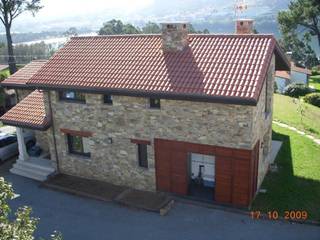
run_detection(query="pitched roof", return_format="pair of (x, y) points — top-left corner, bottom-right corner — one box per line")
(291, 62), (312, 75)
(275, 71), (290, 80)
(0, 90), (50, 130)
(1, 60), (47, 88)
(24, 34), (289, 105)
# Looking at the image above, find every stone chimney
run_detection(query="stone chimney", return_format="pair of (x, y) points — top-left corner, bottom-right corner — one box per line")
(235, 19), (254, 34)
(161, 23), (189, 52)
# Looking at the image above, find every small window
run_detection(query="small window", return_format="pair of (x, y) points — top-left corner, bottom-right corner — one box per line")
(59, 91), (85, 103)
(67, 134), (91, 157)
(137, 144), (148, 168)
(103, 94), (113, 105)
(150, 98), (160, 109)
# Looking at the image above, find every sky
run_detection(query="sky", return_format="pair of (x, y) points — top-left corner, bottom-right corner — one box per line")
(19, 0), (155, 21)
(6, 0), (291, 33)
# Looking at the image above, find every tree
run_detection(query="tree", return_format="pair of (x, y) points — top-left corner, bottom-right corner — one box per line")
(278, 0), (320, 46)
(279, 35), (319, 68)
(0, 0), (42, 74)
(142, 22), (161, 34)
(0, 177), (62, 239)
(98, 19), (141, 35)
(278, 0), (320, 68)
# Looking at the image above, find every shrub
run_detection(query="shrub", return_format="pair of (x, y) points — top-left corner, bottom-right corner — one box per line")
(304, 93), (320, 107)
(283, 83), (311, 98)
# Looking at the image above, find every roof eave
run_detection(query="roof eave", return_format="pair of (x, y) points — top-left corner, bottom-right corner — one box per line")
(0, 119), (51, 131)
(1, 82), (35, 89)
(274, 41), (290, 71)
(26, 84), (258, 106)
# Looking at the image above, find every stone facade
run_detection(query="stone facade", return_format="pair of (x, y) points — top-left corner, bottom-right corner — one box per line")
(40, 55), (275, 193)
(43, 90), (259, 191)
(35, 130), (50, 153)
(16, 89), (33, 102)
(252, 55), (275, 189)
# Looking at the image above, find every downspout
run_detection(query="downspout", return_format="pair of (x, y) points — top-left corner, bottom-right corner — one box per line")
(48, 91), (60, 173)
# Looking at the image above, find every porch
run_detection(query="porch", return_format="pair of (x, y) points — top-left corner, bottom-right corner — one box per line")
(0, 90), (55, 181)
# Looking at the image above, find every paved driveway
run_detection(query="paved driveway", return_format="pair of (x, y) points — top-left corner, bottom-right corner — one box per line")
(1, 164), (319, 240)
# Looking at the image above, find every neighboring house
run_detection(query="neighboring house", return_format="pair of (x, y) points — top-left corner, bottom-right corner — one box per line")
(275, 62), (312, 92)
(275, 71), (290, 93)
(290, 62), (312, 85)
(0, 20), (290, 207)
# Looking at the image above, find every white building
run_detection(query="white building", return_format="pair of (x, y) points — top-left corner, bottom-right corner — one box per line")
(275, 71), (290, 93)
(290, 62), (312, 85)
(275, 62), (312, 93)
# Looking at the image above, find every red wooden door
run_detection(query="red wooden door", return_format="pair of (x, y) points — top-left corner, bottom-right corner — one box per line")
(155, 139), (188, 195)
(215, 157), (233, 204)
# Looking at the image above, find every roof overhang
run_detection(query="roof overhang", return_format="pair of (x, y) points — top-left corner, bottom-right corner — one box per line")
(274, 42), (290, 71)
(0, 119), (51, 131)
(26, 84), (258, 106)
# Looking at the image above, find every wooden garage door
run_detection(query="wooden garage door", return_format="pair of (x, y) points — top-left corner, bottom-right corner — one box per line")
(154, 139), (188, 195)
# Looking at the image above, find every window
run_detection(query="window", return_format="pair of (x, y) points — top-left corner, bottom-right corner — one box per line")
(59, 91), (85, 103)
(137, 143), (148, 168)
(149, 98), (160, 109)
(67, 134), (91, 157)
(265, 77), (271, 117)
(103, 94), (113, 105)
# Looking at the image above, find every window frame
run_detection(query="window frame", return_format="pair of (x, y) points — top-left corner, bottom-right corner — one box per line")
(149, 98), (161, 109)
(67, 134), (91, 158)
(103, 94), (113, 105)
(59, 90), (86, 103)
(137, 143), (148, 168)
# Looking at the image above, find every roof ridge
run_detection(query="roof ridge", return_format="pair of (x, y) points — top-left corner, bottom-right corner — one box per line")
(71, 34), (275, 40)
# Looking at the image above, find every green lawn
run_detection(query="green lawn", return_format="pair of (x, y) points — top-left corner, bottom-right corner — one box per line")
(0, 68), (10, 78)
(252, 124), (320, 221)
(273, 94), (320, 139)
(309, 74), (320, 91)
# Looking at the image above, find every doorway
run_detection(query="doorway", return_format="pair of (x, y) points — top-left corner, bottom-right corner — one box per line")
(188, 153), (215, 201)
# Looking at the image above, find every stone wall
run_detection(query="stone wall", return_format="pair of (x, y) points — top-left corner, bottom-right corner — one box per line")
(45, 90), (255, 191)
(35, 130), (50, 153)
(252, 54), (275, 189)
(16, 89), (33, 102)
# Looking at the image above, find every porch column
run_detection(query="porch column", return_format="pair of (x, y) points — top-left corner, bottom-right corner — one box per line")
(16, 127), (29, 161)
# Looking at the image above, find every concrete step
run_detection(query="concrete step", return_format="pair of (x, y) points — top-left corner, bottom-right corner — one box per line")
(10, 160), (55, 181)
(10, 167), (48, 181)
(14, 159), (55, 173)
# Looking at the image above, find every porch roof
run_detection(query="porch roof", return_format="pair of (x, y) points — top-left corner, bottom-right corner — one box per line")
(0, 90), (51, 130)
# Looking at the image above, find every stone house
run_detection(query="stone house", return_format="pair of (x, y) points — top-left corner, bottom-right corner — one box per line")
(0, 20), (289, 207)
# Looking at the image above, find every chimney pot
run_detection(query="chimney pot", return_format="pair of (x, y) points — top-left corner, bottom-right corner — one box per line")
(161, 22), (189, 52)
(235, 19), (254, 34)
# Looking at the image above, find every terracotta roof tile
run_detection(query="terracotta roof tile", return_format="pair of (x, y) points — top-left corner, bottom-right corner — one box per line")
(275, 71), (290, 80)
(1, 60), (47, 87)
(0, 90), (50, 130)
(24, 34), (288, 104)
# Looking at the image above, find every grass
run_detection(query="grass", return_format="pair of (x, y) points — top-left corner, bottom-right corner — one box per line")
(252, 124), (320, 221)
(273, 94), (320, 139)
(0, 68), (10, 78)
(309, 74), (320, 91)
